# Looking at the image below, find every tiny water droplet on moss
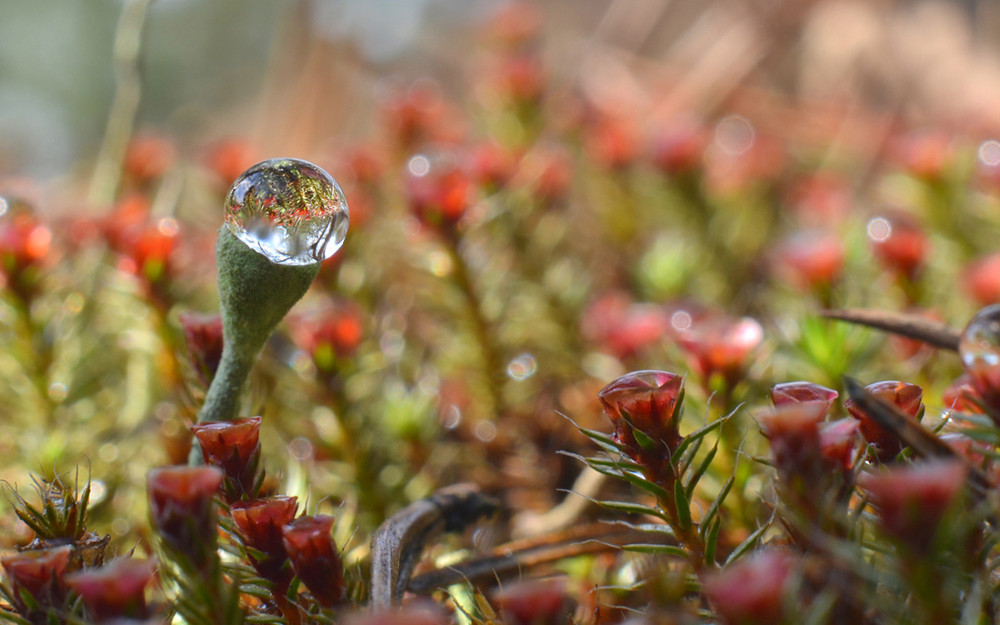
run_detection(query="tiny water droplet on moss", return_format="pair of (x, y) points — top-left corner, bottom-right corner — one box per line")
(225, 158), (349, 266)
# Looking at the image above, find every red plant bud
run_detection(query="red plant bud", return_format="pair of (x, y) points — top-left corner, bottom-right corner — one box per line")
(405, 151), (475, 233)
(962, 253), (1000, 307)
(282, 515), (344, 607)
(581, 293), (669, 360)
(147, 466), (223, 570)
(204, 138), (259, 188)
(124, 134), (176, 184)
(784, 172), (851, 226)
(702, 549), (794, 625)
(515, 145), (572, 204)
(65, 558), (156, 622)
(179, 312), (224, 386)
(888, 130), (954, 181)
(490, 579), (570, 625)
(288, 299), (366, 372)
(860, 460), (966, 552)
(960, 304), (1000, 416)
(844, 380), (923, 461)
(867, 211), (928, 282)
(470, 141), (516, 192)
(230, 496), (298, 589)
(586, 116), (637, 171)
(772, 230), (844, 291)
(676, 314), (763, 389)
(758, 401), (826, 469)
(599, 370), (685, 452)
(819, 419), (861, 471)
(488, 54), (545, 106)
(649, 120), (706, 176)
(942, 374), (983, 414)
(190, 416), (262, 501)
(482, 1), (542, 49)
(2, 545), (72, 619)
(770, 381), (838, 413)
(381, 83), (447, 151)
(0, 200), (52, 301)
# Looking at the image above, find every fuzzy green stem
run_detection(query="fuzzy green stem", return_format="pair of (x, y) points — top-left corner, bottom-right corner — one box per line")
(194, 227), (319, 429)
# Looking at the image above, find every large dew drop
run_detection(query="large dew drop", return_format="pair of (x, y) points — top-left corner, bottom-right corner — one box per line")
(225, 158), (349, 266)
(959, 304), (1000, 412)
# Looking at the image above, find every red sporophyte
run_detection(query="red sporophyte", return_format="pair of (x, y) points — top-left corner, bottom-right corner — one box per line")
(675, 314), (763, 391)
(490, 579), (571, 625)
(649, 120), (707, 176)
(757, 401), (828, 479)
(585, 115), (638, 171)
(772, 230), (845, 292)
(147, 465), (223, 570)
(481, 0), (542, 49)
(230, 496), (299, 590)
(784, 171), (852, 226)
(514, 144), (572, 205)
(860, 460), (967, 553)
(381, 83), (448, 152)
(190, 416), (262, 502)
(867, 210), (928, 283)
(770, 381), (838, 414)
(701, 549), (795, 625)
(203, 138), (259, 188)
(0, 198), (52, 302)
(124, 133), (176, 185)
(887, 129), (954, 181)
(288, 299), (366, 373)
(470, 141), (517, 192)
(819, 419), (862, 471)
(281, 515), (345, 607)
(942, 374), (983, 414)
(65, 558), (156, 622)
(179, 312), (224, 386)
(962, 253), (1000, 307)
(580, 293), (669, 360)
(2, 545), (72, 621)
(960, 305), (1000, 418)
(404, 151), (476, 234)
(598, 370), (685, 477)
(486, 53), (546, 107)
(844, 380), (924, 461)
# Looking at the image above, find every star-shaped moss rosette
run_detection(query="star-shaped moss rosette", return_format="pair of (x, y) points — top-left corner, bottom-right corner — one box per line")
(195, 158), (349, 430)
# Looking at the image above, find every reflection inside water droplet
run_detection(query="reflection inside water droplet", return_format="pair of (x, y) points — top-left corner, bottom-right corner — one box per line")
(225, 158), (349, 266)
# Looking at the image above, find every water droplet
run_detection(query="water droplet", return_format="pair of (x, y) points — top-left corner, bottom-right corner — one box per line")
(507, 353), (537, 380)
(225, 158), (349, 265)
(960, 306), (1000, 405)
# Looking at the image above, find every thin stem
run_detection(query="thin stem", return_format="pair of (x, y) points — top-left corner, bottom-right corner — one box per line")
(88, 0), (153, 206)
(442, 233), (506, 419)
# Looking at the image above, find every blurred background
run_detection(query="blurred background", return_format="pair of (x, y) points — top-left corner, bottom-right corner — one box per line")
(5, 0), (1000, 184)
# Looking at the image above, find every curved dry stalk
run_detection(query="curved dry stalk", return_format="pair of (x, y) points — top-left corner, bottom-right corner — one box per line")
(407, 523), (655, 594)
(822, 309), (960, 352)
(369, 483), (499, 608)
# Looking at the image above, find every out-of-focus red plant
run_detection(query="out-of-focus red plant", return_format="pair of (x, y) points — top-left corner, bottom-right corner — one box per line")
(844, 380), (924, 461)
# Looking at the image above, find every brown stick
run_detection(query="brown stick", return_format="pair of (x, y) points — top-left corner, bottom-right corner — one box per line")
(408, 523), (661, 594)
(822, 309), (960, 352)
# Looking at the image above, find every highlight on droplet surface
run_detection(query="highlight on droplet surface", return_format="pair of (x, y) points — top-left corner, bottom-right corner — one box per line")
(225, 158), (349, 266)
